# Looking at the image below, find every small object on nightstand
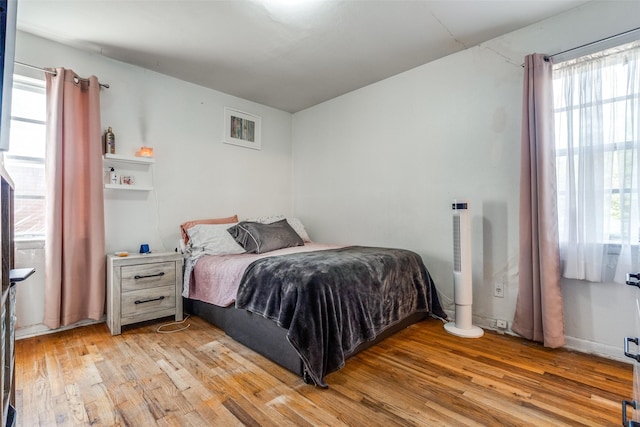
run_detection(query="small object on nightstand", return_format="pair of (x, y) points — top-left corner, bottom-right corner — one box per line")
(114, 251), (128, 257)
(139, 243), (150, 254)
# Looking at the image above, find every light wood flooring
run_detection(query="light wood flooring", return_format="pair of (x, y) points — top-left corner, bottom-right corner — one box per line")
(15, 315), (633, 426)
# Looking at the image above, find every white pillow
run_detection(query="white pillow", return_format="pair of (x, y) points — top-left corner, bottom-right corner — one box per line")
(285, 217), (311, 242)
(246, 215), (311, 242)
(186, 223), (245, 255)
(247, 214), (285, 224)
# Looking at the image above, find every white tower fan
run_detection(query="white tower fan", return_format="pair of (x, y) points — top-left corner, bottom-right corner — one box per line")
(444, 201), (484, 338)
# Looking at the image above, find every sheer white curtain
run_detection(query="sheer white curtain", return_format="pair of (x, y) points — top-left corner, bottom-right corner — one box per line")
(554, 42), (640, 284)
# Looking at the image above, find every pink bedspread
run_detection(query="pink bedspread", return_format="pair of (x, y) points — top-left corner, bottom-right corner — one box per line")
(187, 243), (340, 307)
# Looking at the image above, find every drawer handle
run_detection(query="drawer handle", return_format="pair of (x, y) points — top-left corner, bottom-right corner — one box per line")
(134, 272), (165, 280)
(627, 273), (640, 288)
(625, 337), (640, 362)
(134, 296), (165, 305)
(623, 399), (638, 426)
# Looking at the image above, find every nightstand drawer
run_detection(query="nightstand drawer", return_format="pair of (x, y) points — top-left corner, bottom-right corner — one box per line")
(121, 285), (176, 317)
(121, 261), (176, 291)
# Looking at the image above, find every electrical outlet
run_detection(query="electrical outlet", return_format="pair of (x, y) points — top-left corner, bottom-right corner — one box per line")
(494, 282), (504, 298)
(496, 319), (508, 329)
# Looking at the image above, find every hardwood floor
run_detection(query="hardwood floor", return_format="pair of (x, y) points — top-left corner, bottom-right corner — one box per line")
(15, 315), (632, 426)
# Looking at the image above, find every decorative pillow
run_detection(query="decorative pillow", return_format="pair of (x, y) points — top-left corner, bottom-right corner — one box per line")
(246, 215), (311, 242)
(180, 214), (238, 244)
(227, 219), (304, 254)
(186, 223), (245, 255)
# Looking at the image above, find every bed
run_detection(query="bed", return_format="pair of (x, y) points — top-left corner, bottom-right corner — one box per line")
(181, 215), (445, 387)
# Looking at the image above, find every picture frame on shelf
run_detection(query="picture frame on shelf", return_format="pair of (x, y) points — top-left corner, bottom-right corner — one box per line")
(223, 107), (261, 150)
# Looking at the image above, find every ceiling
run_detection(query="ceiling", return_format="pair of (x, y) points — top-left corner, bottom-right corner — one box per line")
(16, 0), (589, 113)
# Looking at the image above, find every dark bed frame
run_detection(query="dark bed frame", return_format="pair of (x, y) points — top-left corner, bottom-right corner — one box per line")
(184, 297), (428, 379)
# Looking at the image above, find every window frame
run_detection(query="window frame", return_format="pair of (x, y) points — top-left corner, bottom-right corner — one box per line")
(4, 75), (46, 242)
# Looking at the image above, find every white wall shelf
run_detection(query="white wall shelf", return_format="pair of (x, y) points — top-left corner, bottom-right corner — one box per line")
(104, 184), (153, 191)
(103, 153), (155, 164)
(103, 153), (155, 191)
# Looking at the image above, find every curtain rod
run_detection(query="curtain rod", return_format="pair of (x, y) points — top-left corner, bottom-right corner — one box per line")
(14, 61), (110, 89)
(544, 26), (640, 62)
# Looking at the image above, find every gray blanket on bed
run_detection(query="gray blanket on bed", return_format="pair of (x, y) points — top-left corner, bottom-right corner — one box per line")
(234, 245), (445, 387)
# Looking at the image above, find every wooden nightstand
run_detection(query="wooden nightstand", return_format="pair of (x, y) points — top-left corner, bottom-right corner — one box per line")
(106, 252), (183, 335)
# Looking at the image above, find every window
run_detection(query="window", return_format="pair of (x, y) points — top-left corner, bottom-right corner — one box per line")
(3, 76), (46, 240)
(553, 41), (640, 283)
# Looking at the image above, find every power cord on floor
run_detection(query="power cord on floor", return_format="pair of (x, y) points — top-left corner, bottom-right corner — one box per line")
(156, 314), (191, 334)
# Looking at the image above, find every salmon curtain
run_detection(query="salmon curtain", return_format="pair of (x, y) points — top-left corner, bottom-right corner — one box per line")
(43, 68), (106, 329)
(511, 54), (565, 348)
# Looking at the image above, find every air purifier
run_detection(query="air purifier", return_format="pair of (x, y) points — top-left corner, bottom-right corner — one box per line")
(444, 201), (484, 338)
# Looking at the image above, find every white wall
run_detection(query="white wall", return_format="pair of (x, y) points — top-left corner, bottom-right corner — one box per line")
(292, 1), (640, 361)
(13, 31), (294, 333)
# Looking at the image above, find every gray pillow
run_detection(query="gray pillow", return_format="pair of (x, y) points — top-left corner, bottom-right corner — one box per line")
(227, 219), (304, 254)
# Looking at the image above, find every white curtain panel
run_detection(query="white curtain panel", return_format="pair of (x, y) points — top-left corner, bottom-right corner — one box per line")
(553, 42), (640, 283)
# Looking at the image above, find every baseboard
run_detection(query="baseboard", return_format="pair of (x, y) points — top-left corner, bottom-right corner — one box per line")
(442, 310), (632, 364)
(16, 316), (105, 340)
(563, 335), (631, 364)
